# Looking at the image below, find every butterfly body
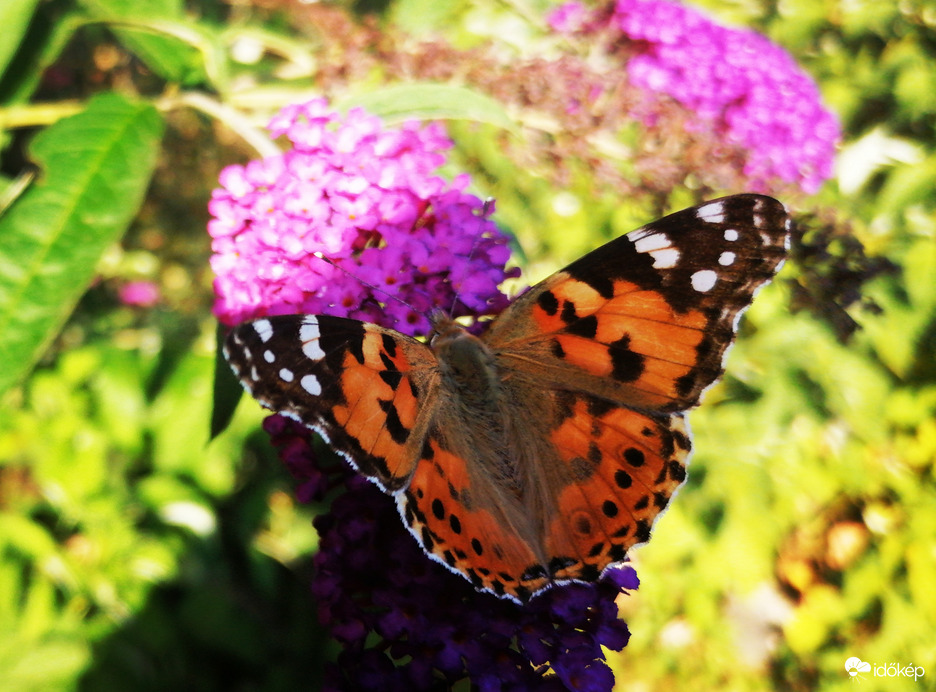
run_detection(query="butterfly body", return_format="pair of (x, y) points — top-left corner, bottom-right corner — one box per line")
(224, 194), (791, 603)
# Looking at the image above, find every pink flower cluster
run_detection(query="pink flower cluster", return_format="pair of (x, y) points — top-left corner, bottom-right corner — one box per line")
(550, 0), (840, 194)
(209, 98), (518, 335)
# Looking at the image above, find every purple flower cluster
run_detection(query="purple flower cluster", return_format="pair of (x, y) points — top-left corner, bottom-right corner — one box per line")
(209, 98), (517, 334)
(264, 415), (635, 691)
(550, 0), (839, 194)
(212, 100), (634, 689)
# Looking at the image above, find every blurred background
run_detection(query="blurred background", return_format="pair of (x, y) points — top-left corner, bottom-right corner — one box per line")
(0, 0), (934, 690)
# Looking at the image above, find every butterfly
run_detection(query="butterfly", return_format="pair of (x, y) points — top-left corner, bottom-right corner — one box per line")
(223, 193), (790, 603)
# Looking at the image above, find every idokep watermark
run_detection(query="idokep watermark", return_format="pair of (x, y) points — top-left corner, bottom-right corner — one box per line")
(845, 657), (925, 682)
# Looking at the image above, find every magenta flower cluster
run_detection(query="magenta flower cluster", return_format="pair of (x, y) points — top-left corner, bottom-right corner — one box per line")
(550, 0), (840, 194)
(208, 98), (517, 335)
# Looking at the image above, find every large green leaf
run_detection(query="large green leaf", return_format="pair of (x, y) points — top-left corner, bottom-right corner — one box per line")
(339, 83), (517, 132)
(0, 92), (164, 395)
(0, 0), (43, 82)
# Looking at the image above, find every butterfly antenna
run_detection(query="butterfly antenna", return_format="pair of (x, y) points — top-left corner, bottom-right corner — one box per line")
(446, 197), (497, 317)
(312, 252), (420, 317)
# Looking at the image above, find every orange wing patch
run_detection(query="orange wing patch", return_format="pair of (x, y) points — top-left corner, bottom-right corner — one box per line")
(545, 394), (690, 584)
(521, 275), (710, 409)
(330, 330), (425, 483)
(399, 437), (547, 600)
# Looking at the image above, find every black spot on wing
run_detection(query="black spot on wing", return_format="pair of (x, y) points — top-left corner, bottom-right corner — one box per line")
(565, 314), (598, 338)
(378, 399), (410, 444)
(378, 368), (403, 389)
(586, 396), (615, 418)
(560, 300), (578, 325)
(550, 338), (565, 359)
(578, 563), (600, 581)
(521, 564), (548, 582)
(634, 519), (652, 543)
(608, 334), (644, 382)
(548, 556), (577, 576)
(537, 290), (559, 316)
(614, 469), (632, 489)
(381, 332), (398, 357)
(624, 448), (645, 467)
(668, 460), (687, 482)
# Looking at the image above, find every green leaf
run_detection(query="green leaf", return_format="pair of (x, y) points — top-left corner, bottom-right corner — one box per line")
(78, 0), (216, 86)
(339, 83), (518, 132)
(211, 322), (244, 440)
(0, 6), (83, 107)
(0, 0), (43, 82)
(0, 92), (164, 396)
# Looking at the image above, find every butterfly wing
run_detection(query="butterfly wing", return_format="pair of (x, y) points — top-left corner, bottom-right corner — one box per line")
(486, 194), (790, 412)
(224, 314), (440, 492)
(397, 389), (692, 601)
(430, 193), (789, 599)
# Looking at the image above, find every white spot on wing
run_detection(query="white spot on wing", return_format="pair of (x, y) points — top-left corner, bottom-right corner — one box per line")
(631, 231), (679, 268)
(254, 319), (273, 343)
(279, 368), (294, 382)
(718, 251), (736, 266)
(724, 229), (739, 241)
(299, 316), (326, 360)
(690, 269), (718, 293)
(696, 201), (725, 224)
(650, 248), (680, 268)
(301, 374), (322, 395)
(632, 231), (671, 253)
(263, 350), (275, 363)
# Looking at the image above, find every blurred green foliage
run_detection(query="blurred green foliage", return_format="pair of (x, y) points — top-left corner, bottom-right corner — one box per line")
(1, 0), (934, 690)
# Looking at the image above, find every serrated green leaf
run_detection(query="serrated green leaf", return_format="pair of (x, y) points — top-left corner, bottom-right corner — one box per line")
(0, 92), (164, 396)
(339, 83), (517, 132)
(0, 0), (43, 82)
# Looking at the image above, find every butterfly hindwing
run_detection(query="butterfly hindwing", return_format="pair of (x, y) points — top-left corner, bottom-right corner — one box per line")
(398, 435), (546, 600)
(396, 390), (692, 601)
(224, 314), (439, 491)
(543, 394), (690, 584)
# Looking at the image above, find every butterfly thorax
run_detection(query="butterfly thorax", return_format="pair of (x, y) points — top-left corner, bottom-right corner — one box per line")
(430, 315), (526, 498)
(430, 318), (499, 405)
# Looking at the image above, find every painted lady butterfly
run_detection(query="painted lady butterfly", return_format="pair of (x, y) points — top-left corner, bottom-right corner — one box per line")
(224, 194), (790, 603)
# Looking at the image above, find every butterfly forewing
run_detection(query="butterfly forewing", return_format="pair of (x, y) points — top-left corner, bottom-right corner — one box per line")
(486, 194), (790, 412)
(224, 314), (440, 492)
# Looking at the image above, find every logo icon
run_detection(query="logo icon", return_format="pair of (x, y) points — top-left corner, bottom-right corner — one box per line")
(845, 657), (871, 682)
